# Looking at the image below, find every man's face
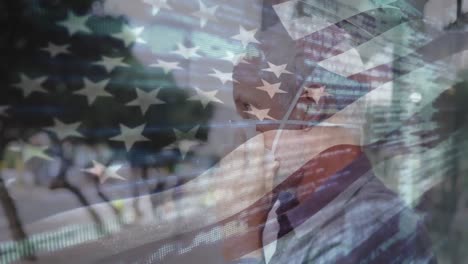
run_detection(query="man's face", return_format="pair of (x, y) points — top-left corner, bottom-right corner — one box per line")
(232, 59), (302, 150)
(231, 23), (319, 150)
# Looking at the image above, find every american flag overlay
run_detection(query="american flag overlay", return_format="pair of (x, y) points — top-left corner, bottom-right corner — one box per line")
(1, 0), (468, 263)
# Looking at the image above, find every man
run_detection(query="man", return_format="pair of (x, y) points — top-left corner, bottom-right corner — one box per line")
(215, 4), (438, 263)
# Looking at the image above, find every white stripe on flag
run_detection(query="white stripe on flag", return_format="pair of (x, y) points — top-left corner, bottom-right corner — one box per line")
(273, 0), (398, 40)
(318, 21), (443, 77)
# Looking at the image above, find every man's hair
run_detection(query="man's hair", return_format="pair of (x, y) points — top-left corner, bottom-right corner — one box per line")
(242, 21), (369, 130)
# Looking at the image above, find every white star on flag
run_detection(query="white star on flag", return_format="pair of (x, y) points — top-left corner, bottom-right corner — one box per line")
(0, 105), (9, 117)
(209, 69), (237, 84)
(304, 86), (330, 103)
(172, 43), (201, 59)
(126, 87), (165, 114)
(74, 78), (112, 105)
(221, 51), (247, 65)
(9, 143), (54, 163)
(82, 160), (126, 184)
(112, 25), (146, 47)
(13, 74), (48, 97)
(149, 59), (182, 74)
(93, 56), (130, 73)
(188, 87), (224, 108)
(256, 79), (286, 98)
(192, 0), (218, 28)
(41, 42), (70, 57)
(262, 62), (293, 78)
(173, 126), (200, 159)
(142, 0), (172, 16)
(110, 124), (150, 151)
(245, 105), (275, 121)
(45, 119), (83, 141)
(57, 11), (91, 35)
(231, 26), (260, 48)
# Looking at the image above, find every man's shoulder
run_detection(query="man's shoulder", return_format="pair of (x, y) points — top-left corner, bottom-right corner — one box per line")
(293, 174), (435, 263)
(345, 174), (407, 222)
(294, 174), (407, 244)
